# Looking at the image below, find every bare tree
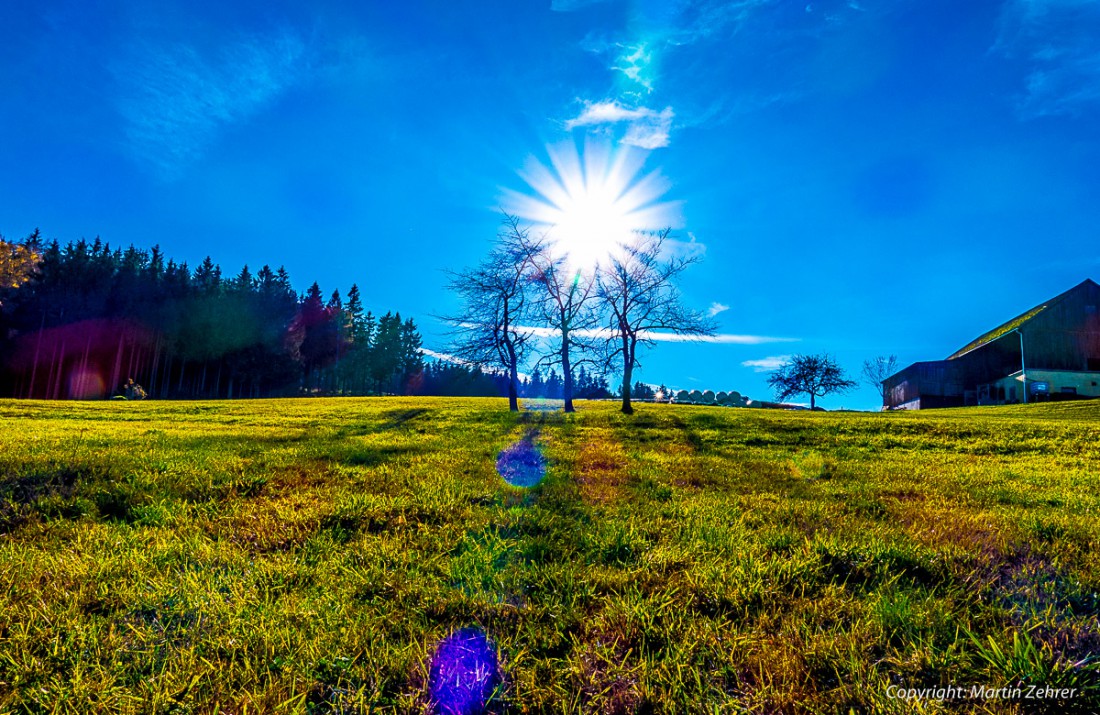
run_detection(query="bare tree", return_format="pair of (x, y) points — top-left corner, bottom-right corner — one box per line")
(597, 230), (716, 415)
(861, 355), (898, 408)
(528, 245), (604, 413)
(767, 353), (856, 410)
(442, 215), (542, 411)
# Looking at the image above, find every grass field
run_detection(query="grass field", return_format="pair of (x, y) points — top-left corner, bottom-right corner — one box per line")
(1, 397), (1098, 714)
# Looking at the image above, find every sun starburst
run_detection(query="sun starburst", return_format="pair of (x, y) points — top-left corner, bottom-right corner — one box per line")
(501, 140), (680, 272)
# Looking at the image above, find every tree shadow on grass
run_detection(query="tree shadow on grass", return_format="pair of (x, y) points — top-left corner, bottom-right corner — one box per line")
(0, 467), (82, 533)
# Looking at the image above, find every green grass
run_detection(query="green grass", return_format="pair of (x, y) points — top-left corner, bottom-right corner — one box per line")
(1, 397), (1099, 714)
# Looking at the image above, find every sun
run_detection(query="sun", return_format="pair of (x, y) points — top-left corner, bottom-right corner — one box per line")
(501, 140), (679, 272)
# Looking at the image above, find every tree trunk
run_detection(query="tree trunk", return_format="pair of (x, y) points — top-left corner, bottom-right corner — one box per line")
(126, 339), (137, 384)
(507, 363), (519, 412)
(620, 336), (634, 415)
(162, 354), (172, 398)
(810, 393), (816, 410)
(28, 313), (45, 399)
(149, 339), (161, 398)
(111, 332), (125, 397)
(46, 337), (59, 400)
(561, 334), (574, 413)
(504, 327), (520, 411)
(52, 341), (66, 400)
(79, 334), (92, 399)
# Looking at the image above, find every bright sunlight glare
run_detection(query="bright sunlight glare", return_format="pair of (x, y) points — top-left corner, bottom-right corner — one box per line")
(501, 140), (680, 272)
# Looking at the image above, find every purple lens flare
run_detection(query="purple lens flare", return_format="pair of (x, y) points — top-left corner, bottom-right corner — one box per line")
(495, 437), (546, 488)
(428, 628), (500, 715)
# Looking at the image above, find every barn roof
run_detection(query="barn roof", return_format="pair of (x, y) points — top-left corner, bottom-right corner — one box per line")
(947, 278), (1100, 360)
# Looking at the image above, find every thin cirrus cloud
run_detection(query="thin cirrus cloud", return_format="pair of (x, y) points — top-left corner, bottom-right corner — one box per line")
(741, 355), (793, 372)
(559, 0), (780, 150)
(421, 347), (531, 379)
(508, 324), (796, 345)
(993, 0), (1100, 118)
(613, 43), (655, 92)
(707, 301), (730, 317)
(564, 0), (879, 150)
(112, 29), (307, 176)
(564, 100), (674, 149)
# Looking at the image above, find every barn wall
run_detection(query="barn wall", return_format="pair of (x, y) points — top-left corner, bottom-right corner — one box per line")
(884, 280), (1100, 409)
(1020, 282), (1100, 371)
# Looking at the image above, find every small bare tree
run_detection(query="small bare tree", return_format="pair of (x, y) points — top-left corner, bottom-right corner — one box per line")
(597, 230), (716, 415)
(861, 355), (898, 408)
(443, 215), (542, 411)
(767, 354), (856, 410)
(528, 245), (604, 413)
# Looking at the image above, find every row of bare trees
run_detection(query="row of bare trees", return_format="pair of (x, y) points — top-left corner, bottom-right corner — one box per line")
(445, 215), (714, 414)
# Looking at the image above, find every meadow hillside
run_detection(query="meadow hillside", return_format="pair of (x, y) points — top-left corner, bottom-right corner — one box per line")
(1, 398), (1098, 714)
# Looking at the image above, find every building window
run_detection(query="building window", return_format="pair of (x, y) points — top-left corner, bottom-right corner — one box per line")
(1061, 387), (1077, 395)
(1008, 387), (1016, 402)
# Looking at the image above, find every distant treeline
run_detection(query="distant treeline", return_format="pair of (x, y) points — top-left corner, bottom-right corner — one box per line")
(0, 230), (427, 399)
(412, 362), (608, 399)
(0, 231), (622, 402)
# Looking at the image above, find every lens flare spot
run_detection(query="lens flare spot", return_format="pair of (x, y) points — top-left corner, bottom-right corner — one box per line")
(429, 628), (500, 715)
(496, 434), (546, 488)
(68, 369), (106, 400)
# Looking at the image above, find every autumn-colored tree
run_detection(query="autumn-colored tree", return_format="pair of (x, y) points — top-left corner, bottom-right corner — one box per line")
(0, 237), (39, 306)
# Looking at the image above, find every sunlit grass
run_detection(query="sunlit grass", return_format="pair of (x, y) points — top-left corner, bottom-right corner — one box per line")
(1, 397), (1099, 713)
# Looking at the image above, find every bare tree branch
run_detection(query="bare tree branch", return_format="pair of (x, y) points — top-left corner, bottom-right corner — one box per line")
(528, 242), (605, 413)
(439, 214), (543, 411)
(596, 229), (716, 414)
(861, 355), (898, 409)
(767, 354), (856, 410)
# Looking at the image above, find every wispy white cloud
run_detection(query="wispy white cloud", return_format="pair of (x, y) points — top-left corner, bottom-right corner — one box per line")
(994, 0), (1100, 118)
(613, 43), (655, 92)
(421, 348), (530, 380)
(512, 323), (796, 345)
(646, 332), (796, 344)
(707, 301), (730, 317)
(112, 29), (307, 176)
(564, 100), (666, 128)
(421, 348), (468, 365)
(741, 355), (793, 372)
(568, 0), (880, 148)
(565, 100), (674, 149)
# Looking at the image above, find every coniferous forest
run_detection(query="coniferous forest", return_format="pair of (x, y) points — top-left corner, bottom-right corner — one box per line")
(0, 231), (427, 399)
(0, 231), (618, 401)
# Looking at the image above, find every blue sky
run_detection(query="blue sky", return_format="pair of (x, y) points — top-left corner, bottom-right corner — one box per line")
(2, 0), (1098, 408)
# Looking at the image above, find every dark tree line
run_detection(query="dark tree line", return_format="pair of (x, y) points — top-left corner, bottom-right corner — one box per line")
(408, 362), (613, 400)
(523, 365), (613, 400)
(0, 231), (424, 399)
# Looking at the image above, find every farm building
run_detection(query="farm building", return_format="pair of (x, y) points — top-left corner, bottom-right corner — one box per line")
(883, 279), (1100, 410)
